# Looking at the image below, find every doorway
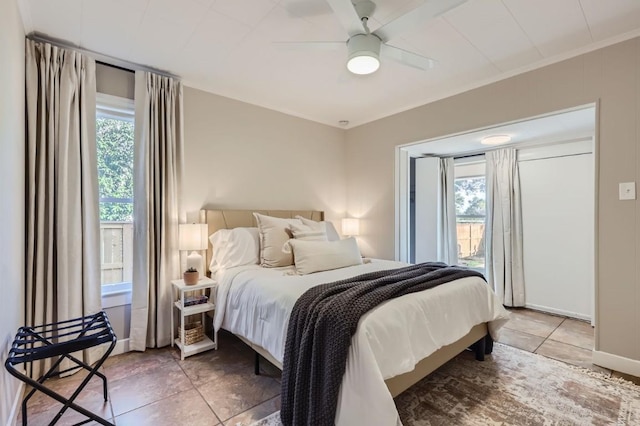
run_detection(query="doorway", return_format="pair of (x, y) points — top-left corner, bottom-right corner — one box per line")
(396, 105), (597, 321)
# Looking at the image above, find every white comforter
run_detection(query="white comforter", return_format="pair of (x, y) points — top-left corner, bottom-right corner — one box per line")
(213, 260), (509, 426)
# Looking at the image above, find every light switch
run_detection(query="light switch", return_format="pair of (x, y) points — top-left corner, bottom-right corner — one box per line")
(619, 182), (636, 200)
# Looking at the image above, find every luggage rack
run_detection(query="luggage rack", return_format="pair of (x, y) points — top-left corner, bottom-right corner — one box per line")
(5, 311), (117, 426)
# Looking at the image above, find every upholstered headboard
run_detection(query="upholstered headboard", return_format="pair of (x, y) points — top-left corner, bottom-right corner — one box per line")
(199, 209), (324, 275)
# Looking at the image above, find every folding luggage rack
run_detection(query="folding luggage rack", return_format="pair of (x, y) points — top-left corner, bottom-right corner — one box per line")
(5, 311), (117, 426)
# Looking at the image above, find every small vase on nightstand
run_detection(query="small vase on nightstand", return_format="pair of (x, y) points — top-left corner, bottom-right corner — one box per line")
(183, 268), (199, 285)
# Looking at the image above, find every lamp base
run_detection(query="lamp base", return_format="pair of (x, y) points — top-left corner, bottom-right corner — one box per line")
(186, 251), (204, 280)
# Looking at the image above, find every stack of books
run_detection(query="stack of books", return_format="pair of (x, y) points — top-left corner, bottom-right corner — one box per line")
(183, 295), (209, 306)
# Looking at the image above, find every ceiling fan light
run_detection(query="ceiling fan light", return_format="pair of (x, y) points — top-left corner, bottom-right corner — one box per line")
(347, 54), (380, 75)
(347, 33), (381, 75)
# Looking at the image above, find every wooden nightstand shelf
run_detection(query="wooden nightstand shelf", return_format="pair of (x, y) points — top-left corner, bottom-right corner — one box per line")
(171, 277), (218, 360)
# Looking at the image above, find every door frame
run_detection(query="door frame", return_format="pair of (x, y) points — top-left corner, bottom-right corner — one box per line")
(394, 102), (599, 325)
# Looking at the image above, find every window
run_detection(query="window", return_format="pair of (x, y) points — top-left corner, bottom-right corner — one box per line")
(454, 174), (486, 272)
(96, 94), (134, 287)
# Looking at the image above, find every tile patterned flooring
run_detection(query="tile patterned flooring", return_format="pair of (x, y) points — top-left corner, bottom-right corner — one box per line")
(17, 308), (640, 425)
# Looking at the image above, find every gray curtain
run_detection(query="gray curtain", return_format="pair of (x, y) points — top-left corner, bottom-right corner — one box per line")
(486, 148), (525, 306)
(129, 71), (183, 350)
(437, 158), (458, 264)
(25, 40), (102, 377)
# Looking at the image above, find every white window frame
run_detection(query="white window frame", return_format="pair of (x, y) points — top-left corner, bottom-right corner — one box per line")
(97, 93), (134, 121)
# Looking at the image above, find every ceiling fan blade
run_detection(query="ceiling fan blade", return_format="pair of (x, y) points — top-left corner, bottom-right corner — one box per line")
(273, 41), (345, 51)
(326, 0), (366, 37)
(373, 0), (467, 42)
(380, 44), (436, 71)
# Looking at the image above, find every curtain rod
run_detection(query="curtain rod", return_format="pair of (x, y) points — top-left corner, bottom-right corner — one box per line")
(27, 32), (180, 79)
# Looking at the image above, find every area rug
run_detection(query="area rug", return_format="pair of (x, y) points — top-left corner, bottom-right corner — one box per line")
(249, 343), (640, 425)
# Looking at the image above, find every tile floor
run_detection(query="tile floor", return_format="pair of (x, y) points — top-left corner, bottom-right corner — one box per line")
(17, 308), (640, 425)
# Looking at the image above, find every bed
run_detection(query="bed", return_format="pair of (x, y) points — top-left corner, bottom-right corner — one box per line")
(201, 208), (509, 426)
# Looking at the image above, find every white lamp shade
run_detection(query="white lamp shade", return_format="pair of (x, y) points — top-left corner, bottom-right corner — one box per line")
(179, 223), (208, 251)
(342, 218), (360, 237)
(179, 223), (208, 279)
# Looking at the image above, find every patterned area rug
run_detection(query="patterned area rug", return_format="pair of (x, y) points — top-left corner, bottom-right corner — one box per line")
(250, 343), (640, 425)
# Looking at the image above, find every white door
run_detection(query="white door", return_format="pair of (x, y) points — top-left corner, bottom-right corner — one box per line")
(519, 142), (594, 320)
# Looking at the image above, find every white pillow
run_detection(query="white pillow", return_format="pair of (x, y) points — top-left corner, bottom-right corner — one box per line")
(209, 227), (260, 274)
(253, 213), (302, 267)
(296, 216), (340, 241)
(288, 237), (362, 275)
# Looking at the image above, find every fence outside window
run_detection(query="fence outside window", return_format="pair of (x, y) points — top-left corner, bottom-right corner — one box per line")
(456, 215), (485, 270)
(100, 221), (133, 286)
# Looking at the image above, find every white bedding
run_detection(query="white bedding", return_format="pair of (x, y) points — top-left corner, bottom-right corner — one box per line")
(213, 259), (509, 426)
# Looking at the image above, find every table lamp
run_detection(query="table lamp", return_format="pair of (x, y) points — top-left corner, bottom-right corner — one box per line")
(179, 223), (208, 279)
(341, 218), (360, 238)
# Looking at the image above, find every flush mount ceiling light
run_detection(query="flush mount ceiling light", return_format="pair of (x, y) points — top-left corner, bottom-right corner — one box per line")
(481, 135), (512, 145)
(347, 34), (381, 75)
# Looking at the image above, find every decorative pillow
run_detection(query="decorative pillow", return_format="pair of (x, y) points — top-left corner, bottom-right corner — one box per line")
(253, 213), (302, 267)
(296, 216), (340, 241)
(288, 222), (328, 241)
(288, 237), (362, 275)
(209, 227), (260, 274)
(282, 222), (329, 254)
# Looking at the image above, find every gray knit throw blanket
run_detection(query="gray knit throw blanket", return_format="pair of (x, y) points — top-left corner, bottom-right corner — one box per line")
(280, 262), (485, 426)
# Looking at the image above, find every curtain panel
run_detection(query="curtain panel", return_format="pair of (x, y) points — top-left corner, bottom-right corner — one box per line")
(437, 157), (458, 265)
(25, 39), (102, 377)
(485, 148), (525, 307)
(130, 71), (184, 350)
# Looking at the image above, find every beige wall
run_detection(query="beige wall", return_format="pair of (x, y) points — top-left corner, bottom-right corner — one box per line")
(92, 75), (347, 342)
(345, 38), (640, 364)
(0, 0), (25, 423)
(183, 86), (347, 225)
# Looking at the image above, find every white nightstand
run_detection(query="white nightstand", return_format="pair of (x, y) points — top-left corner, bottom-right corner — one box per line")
(170, 277), (218, 360)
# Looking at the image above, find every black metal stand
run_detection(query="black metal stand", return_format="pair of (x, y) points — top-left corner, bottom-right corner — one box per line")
(5, 311), (117, 426)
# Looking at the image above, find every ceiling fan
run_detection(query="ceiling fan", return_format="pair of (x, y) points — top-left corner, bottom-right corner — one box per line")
(277, 0), (467, 75)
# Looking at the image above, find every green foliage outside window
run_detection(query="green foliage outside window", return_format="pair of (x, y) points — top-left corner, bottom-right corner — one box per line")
(97, 117), (134, 222)
(455, 177), (486, 216)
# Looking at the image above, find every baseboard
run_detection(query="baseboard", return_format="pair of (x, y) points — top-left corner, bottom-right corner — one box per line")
(524, 303), (591, 322)
(111, 338), (130, 356)
(593, 350), (640, 377)
(8, 379), (25, 426)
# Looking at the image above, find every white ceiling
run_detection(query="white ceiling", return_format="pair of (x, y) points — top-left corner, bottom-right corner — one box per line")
(18, 0), (640, 128)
